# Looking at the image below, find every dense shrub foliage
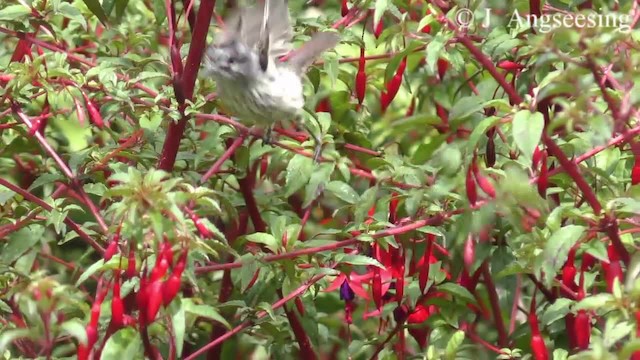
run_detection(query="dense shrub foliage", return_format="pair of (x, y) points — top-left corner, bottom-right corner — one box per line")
(1, 0), (640, 359)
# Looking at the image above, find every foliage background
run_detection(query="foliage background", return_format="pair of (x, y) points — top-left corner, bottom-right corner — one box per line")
(1, 0), (640, 359)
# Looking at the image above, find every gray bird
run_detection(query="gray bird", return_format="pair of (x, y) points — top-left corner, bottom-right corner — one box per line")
(203, 0), (339, 158)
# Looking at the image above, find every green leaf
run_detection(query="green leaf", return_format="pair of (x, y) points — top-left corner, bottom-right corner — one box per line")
(449, 96), (484, 121)
(0, 4), (30, 21)
(437, 282), (476, 304)
(2, 226), (43, 264)
(171, 299), (186, 357)
(284, 154), (313, 197)
(100, 328), (143, 359)
(574, 293), (614, 311)
(28, 173), (65, 191)
(512, 110), (544, 162)
(336, 254), (385, 269)
(76, 259), (105, 286)
(182, 298), (230, 328)
(538, 225), (586, 286)
(61, 320), (88, 345)
(467, 116), (501, 152)
(354, 186), (378, 225)
(326, 181), (359, 204)
(541, 298), (573, 325)
(81, 0), (109, 25)
(245, 233), (279, 253)
(373, 0), (389, 28)
(445, 330), (465, 360)
(58, 3), (88, 30)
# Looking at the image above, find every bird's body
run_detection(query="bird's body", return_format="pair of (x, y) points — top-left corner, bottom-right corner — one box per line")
(211, 61), (304, 127)
(203, 0), (339, 136)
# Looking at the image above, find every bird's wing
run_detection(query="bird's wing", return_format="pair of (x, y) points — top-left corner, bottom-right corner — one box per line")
(216, 0), (293, 57)
(286, 32), (340, 74)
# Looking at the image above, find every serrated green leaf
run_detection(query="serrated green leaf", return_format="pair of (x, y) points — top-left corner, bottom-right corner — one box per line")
(437, 282), (476, 304)
(182, 299), (230, 328)
(284, 154), (313, 197)
(100, 327), (143, 359)
(326, 181), (359, 204)
(0, 4), (30, 21)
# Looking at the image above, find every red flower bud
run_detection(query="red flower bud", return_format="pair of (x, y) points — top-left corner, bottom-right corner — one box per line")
(466, 166), (478, 205)
(145, 280), (163, 323)
(380, 92), (390, 113)
(437, 58), (449, 80)
(126, 246), (137, 278)
(419, 235), (434, 293)
(374, 19), (384, 38)
(407, 304), (430, 323)
(74, 96), (86, 125)
(82, 92), (104, 128)
(633, 157), (640, 185)
(104, 241), (118, 262)
(162, 273), (182, 306)
(538, 151), (548, 198)
(355, 47), (367, 105)
(497, 60), (525, 72)
(111, 280), (124, 327)
(372, 268), (382, 309)
(472, 159), (496, 198)
(315, 97), (331, 113)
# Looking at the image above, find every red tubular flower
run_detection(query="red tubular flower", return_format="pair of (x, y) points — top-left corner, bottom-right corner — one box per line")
(374, 19), (384, 38)
(538, 151), (548, 198)
(188, 210), (212, 238)
(385, 57), (407, 104)
(497, 60), (525, 72)
(150, 258), (170, 283)
(395, 264), (405, 303)
(419, 235), (434, 292)
(372, 268), (382, 309)
(574, 310), (590, 350)
(466, 166), (478, 205)
(111, 275), (124, 328)
(485, 134), (496, 167)
(532, 146), (544, 168)
(74, 96), (86, 125)
(341, 0), (349, 17)
(406, 97), (416, 116)
(82, 92), (104, 128)
(529, 298), (549, 360)
(604, 244), (622, 292)
(104, 241), (118, 262)
(437, 58), (449, 80)
(463, 236), (475, 270)
(633, 156), (640, 185)
(380, 92), (390, 113)
(162, 273), (182, 307)
(315, 97), (331, 113)
(435, 102), (449, 127)
(126, 246), (137, 278)
(145, 280), (163, 323)
(472, 157), (496, 198)
(355, 47), (367, 105)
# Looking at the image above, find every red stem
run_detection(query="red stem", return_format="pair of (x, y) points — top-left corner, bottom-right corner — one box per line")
(481, 262), (509, 347)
